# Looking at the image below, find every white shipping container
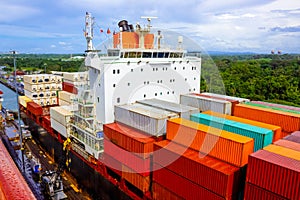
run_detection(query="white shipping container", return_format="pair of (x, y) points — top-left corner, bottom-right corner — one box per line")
(180, 94), (232, 115)
(44, 84), (50, 91)
(63, 72), (87, 82)
(23, 75), (38, 84)
(115, 103), (179, 136)
(43, 75), (50, 83)
(24, 90), (39, 99)
(50, 83), (57, 90)
(59, 98), (71, 106)
(36, 74), (44, 84)
(45, 91), (51, 98)
(44, 98), (51, 106)
(58, 91), (76, 103)
(24, 84), (38, 93)
(56, 76), (63, 83)
(33, 98), (46, 107)
(50, 106), (72, 126)
(38, 92), (45, 98)
(137, 98), (199, 120)
(50, 118), (68, 138)
(60, 104), (78, 112)
(51, 97), (58, 105)
(49, 75), (56, 83)
(202, 92), (250, 103)
(51, 91), (57, 97)
(56, 83), (62, 90)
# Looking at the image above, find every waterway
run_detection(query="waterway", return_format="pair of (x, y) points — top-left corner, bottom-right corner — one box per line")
(0, 83), (19, 111)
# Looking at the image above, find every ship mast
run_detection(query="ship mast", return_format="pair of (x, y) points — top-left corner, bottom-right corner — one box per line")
(84, 12), (94, 51)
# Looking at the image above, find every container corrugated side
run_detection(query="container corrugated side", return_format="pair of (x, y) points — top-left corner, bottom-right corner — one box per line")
(246, 150), (300, 199)
(27, 102), (44, 116)
(50, 106), (72, 127)
(121, 164), (150, 193)
(203, 111), (282, 142)
(152, 182), (184, 200)
(153, 163), (225, 200)
(23, 74), (38, 84)
(58, 90), (76, 103)
(274, 139), (300, 152)
(263, 144), (300, 161)
(191, 113), (273, 151)
(24, 89), (39, 100)
(103, 138), (150, 176)
(19, 96), (33, 108)
(63, 72), (87, 82)
(180, 94), (232, 115)
(58, 99), (71, 106)
(292, 131), (300, 137)
(60, 104), (78, 112)
(24, 83), (38, 93)
(62, 82), (78, 94)
(245, 102), (300, 115)
(251, 101), (300, 112)
(50, 118), (68, 138)
(244, 182), (287, 200)
(284, 135), (300, 144)
(115, 103), (179, 137)
(102, 153), (122, 176)
(104, 123), (155, 158)
(166, 118), (254, 167)
(153, 140), (241, 198)
(202, 92), (250, 103)
(233, 104), (300, 133)
(137, 98), (199, 119)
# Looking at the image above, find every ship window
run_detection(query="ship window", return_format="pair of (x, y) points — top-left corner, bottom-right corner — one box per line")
(142, 52), (152, 58)
(193, 88), (196, 91)
(167, 91), (170, 94)
(128, 82), (130, 86)
(158, 52), (164, 58)
(174, 67), (176, 70)
(144, 94), (146, 98)
(153, 52), (158, 58)
(113, 84), (116, 87)
(147, 81), (149, 84)
(164, 52), (169, 58)
(160, 92), (163, 95)
(124, 52), (129, 58)
(120, 52), (124, 58)
(137, 52), (142, 58)
(131, 69), (133, 72)
(113, 69), (116, 74)
(97, 97), (99, 103)
(185, 78), (187, 81)
(183, 66), (185, 70)
(117, 98), (120, 103)
(194, 77), (196, 80)
(155, 93), (157, 96)
(141, 68), (143, 72)
(172, 91), (175, 94)
(117, 69), (120, 74)
(152, 68), (155, 71)
(129, 52), (137, 58)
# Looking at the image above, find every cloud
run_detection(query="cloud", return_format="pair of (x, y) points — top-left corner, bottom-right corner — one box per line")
(0, 2), (41, 22)
(59, 41), (67, 45)
(270, 26), (300, 32)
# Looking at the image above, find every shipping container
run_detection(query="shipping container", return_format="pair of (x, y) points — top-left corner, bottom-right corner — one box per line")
(104, 123), (155, 158)
(56, 75), (62, 83)
(23, 74), (38, 84)
(245, 102), (300, 115)
(50, 106), (72, 126)
(153, 163), (225, 200)
(115, 103), (179, 137)
(49, 75), (57, 83)
(274, 139), (300, 152)
(58, 90), (77, 103)
(60, 104), (78, 112)
(166, 118), (254, 167)
(19, 96), (33, 108)
(244, 182), (287, 200)
(180, 94), (232, 115)
(263, 144), (300, 161)
(50, 118), (68, 138)
(56, 83), (62, 90)
(103, 139), (150, 175)
(191, 113), (273, 151)
(137, 98), (199, 119)
(43, 74), (50, 82)
(292, 131), (300, 137)
(24, 83), (38, 92)
(62, 82), (78, 94)
(121, 165), (150, 193)
(27, 102), (43, 116)
(193, 93), (239, 114)
(152, 182), (184, 200)
(202, 92), (250, 103)
(153, 140), (241, 198)
(44, 98), (51, 106)
(233, 104), (300, 133)
(203, 111), (282, 142)
(58, 98), (71, 106)
(24, 90), (39, 99)
(251, 101), (300, 112)
(102, 153), (122, 176)
(284, 135), (300, 144)
(247, 150), (300, 200)
(0, 140), (37, 200)
(63, 72), (86, 82)
(51, 97), (58, 105)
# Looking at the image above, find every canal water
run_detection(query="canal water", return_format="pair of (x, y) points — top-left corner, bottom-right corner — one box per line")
(0, 83), (19, 111)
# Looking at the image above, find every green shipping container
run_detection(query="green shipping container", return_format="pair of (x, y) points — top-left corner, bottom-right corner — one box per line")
(244, 102), (300, 115)
(190, 113), (273, 151)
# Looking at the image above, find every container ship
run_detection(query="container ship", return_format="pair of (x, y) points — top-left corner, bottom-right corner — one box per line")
(16, 12), (300, 200)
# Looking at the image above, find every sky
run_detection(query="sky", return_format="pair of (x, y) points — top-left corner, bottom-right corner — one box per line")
(0, 0), (300, 54)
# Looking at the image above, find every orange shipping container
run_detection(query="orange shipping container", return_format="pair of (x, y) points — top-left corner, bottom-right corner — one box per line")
(233, 104), (300, 133)
(263, 144), (300, 161)
(104, 123), (155, 158)
(203, 111), (282, 142)
(121, 165), (150, 193)
(166, 118), (254, 167)
(152, 182), (184, 200)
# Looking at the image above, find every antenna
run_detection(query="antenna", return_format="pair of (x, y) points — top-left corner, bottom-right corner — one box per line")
(141, 16), (158, 30)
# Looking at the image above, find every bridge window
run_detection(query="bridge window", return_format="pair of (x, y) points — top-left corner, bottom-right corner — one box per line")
(142, 52), (152, 58)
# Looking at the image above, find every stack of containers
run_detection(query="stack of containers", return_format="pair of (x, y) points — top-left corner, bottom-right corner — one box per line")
(201, 92), (250, 103)
(50, 106), (73, 138)
(180, 94), (232, 115)
(245, 137), (300, 200)
(103, 123), (155, 193)
(18, 96), (33, 109)
(234, 104), (300, 136)
(190, 113), (274, 151)
(58, 90), (77, 106)
(152, 118), (254, 199)
(62, 72), (88, 94)
(23, 74), (62, 106)
(202, 111), (282, 142)
(251, 101), (300, 112)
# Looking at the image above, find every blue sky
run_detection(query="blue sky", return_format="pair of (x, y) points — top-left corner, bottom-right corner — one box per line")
(0, 0), (299, 54)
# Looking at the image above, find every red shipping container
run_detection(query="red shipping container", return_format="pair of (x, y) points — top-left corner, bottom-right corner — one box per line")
(152, 181), (184, 200)
(284, 135), (300, 144)
(292, 131), (300, 137)
(274, 139), (300, 152)
(104, 123), (155, 158)
(0, 140), (36, 200)
(27, 101), (43, 116)
(246, 150), (300, 199)
(233, 104), (300, 133)
(62, 81), (78, 94)
(193, 93), (239, 114)
(244, 182), (287, 200)
(153, 163), (225, 200)
(102, 153), (122, 176)
(166, 118), (254, 167)
(104, 138), (150, 176)
(153, 140), (241, 198)
(121, 165), (150, 193)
